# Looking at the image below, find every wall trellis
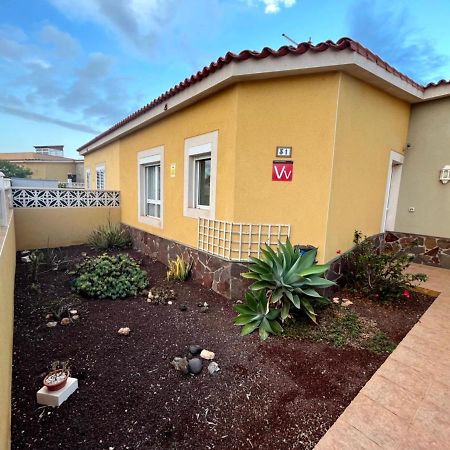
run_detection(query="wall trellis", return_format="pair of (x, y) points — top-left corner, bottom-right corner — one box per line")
(12, 188), (120, 208)
(198, 218), (290, 262)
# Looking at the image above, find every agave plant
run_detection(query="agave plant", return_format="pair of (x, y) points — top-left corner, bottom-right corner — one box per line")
(242, 239), (336, 324)
(234, 291), (283, 340)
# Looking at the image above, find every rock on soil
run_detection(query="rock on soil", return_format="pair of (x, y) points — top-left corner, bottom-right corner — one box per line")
(200, 349), (215, 360)
(171, 357), (189, 374)
(188, 358), (203, 375)
(189, 344), (202, 355)
(60, 318), (71, 326)
(46, 321), (58, 328)
(208, 361), (220, 375)
(117, 327), (131, 335)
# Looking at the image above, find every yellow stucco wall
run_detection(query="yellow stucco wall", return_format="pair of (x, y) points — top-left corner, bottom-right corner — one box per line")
(14, 207), (121, 250)
(233, 73), (340, 260)
(0, 211), (16, 450)
(80, 71), (411, 263)
(324, 73), (410, 260)
(83, 142), (120, 190)
(18, 162), (78, 182)
(118, 86), (239, 248)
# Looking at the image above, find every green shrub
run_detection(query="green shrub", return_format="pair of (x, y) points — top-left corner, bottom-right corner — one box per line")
(88, 222), (132, 250)
(72, 254), (148, 299)
(342, 231), (427, 301)
(236, 240), (335, 340)
(234, 291), (283, 340)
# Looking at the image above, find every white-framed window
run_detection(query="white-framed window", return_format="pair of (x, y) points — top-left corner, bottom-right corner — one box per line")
(184, 130), (217, 219)
(85, 168), (91, 190)
(96, 164), (105, 190)
(138, 146), (164, 228)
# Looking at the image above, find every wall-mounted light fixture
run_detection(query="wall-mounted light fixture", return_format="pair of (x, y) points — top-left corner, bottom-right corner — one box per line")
(439, 165), (450, 184)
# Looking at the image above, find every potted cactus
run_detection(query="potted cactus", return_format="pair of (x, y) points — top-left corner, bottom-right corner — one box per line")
(43, 361), (70, 391)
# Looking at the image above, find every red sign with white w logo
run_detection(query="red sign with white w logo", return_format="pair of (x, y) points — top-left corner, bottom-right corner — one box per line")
(272, 161), (293, 181)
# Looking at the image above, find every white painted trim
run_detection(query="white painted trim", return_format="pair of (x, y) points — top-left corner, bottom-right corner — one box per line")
(137, 146), (164, 229)
(381, 150), (405, 232)
(183, 131), (218, 220)
(79, 49), (435, 156)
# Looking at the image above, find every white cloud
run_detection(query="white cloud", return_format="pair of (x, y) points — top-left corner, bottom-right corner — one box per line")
(39, 25), (80, 58)
(244, 0), (296, 14)
(48, 0), (174, 56)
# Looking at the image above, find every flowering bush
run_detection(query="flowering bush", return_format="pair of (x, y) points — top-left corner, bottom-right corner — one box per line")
(342, 231), (427, 301)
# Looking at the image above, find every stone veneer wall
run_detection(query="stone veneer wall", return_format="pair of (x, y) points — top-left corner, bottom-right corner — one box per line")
(382, 231), (450, 269)
(122, 224), (250, 300)
(123, 225), (449, 301)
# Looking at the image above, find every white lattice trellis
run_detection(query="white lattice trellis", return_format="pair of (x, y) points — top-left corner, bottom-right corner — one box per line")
(198, 218), (290, 262)
(12, 188), (120, 208)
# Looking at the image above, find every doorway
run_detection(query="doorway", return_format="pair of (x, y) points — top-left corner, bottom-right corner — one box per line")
(382, 151), (404, 231)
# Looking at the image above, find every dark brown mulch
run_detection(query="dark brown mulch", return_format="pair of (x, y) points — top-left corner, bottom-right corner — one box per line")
(11, 246), (436, 450)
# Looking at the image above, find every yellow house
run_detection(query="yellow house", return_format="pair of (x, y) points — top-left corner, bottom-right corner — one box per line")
(78, 37), (448, 298)
(0, 152), (84, 184)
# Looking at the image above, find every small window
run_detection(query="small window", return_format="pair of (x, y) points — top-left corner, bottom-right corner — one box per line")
(194, 157), (211, 208)
(184, 131), (217, 219)
(96, 165), (105, 190)
(138, 146), (164, 228)
(144, 163), (161, 218)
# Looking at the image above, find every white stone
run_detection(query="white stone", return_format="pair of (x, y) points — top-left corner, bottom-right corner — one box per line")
(341, 300), (353, 307)
(46, 321), (58, 327)
(118, 327), (131, 335)
(72, 315), (80, 320)
(69, 310), (78, 315)
(37, 377), (78, 407)
(167, 301), (173, 305)
(200, 349), (215, 360)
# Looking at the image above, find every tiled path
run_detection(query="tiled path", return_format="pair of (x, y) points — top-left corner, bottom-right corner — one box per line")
(315, 264), (450, 450)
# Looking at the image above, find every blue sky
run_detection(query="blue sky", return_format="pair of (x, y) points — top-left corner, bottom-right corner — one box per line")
(1, 0), (450, 158)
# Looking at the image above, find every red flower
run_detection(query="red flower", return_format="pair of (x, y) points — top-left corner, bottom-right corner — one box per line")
(402, 290), (411, 299)
(336, 249), (341, 254)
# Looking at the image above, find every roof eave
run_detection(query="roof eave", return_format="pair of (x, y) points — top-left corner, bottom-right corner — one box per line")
(79, 49), (426, 156)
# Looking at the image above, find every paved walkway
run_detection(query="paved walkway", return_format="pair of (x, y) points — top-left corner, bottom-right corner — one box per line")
(315, 264), (450, 450)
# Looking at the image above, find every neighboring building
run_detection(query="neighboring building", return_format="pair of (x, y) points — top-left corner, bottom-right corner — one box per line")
(34, 145), (64, 157)
(78, 37), (449, 296)
(0, 152), (84, 184)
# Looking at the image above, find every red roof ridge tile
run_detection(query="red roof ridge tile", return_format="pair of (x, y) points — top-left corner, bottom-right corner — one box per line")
(77, 37), (430, 153)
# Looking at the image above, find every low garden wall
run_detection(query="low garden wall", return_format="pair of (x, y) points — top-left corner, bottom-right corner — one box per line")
(15, 208), (121, 251)
(383, 231), (450, 269)
(0, 210), (16, 449)
(11, 187), (121, 251)
(123, 224), (250, 300)
(124, 226), (450, 300)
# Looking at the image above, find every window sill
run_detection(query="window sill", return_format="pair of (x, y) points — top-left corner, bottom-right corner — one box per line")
(184, 206), (213, 220)
(138, 215), (162, 228)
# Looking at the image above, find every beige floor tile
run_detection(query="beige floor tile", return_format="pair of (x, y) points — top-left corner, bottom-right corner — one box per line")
(424, 380), (450, 411)
(391, 346), (450, 376)
(361, 374), (423, 421)
(375, 359), (432, 397)
(314, 419), (382, 450)
(339, 394), (408, 449)
(397, 427), (450, 449)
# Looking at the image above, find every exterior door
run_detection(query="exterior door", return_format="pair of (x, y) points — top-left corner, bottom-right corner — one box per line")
(383, 152), (404, 231)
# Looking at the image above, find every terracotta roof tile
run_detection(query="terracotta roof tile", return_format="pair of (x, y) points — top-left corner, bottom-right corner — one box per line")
(77, 37), (431, 153)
